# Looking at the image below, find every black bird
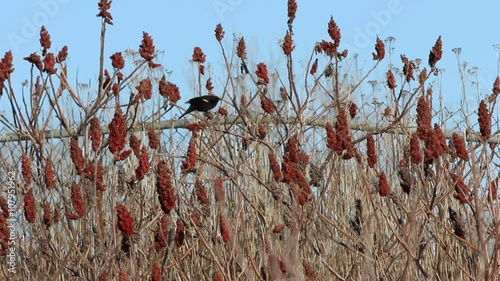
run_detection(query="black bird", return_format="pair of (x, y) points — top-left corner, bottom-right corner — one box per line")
(178, 95), (222, 119)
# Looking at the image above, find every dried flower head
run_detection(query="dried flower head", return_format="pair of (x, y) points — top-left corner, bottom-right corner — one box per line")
(129, 134), (141, 157)
(83, 161), (96, 180)
(185, 124), (207, 136)
(156, 160), (176, 214)
(478, 100), (491, 141)
(95, 161), (105, 192)
(192, 47), (206, 63)
(108, 105), (127, 155)
(181, 135), (197, 174)
(116, 204), (134, 236)
(236, 37), (247, 59)
(282, 161), (311, 200)
(493, 76), (500, 95)
(90, 117), (102, 152)
(451, 133), (469, 161)
(110, 52), (125, 69)
(310, 58), (318, 75)
(372, 37), (385, 60)
(214, 23), (224, 42)
(56, 45), (68, 63)
(174, 219), (185, 247)
(70, 138), (85, 175)
(419, 68), (428, 85)
(205, 78), (213, 91)
(45, 158), (56, 190)
(135, 78), (152, 102)
(349, 102), (358, 118)
(386, 70), (397, 89)
(401, 55), (415, 82)
(282, 31), (294, 55)
(96, 0), (113, 24)
(290, 182), (308, 205)
(70, 182), (86, 218)
(489, 178), (498, 202)
(219, 214), (231, 243)
(283, 135), (309, 167)
(39, 26), (51, 55)
(279, 87), (288, 101)
(154, 215), (169, 251)
(327, 16), (341, 48)
(269, 154), (283, 182)
(148, 129), (159, 150)
(151, 263), (161, 281)
(195, 179), (210, 206)
(0, 51), (14, 91)
(410, 133), (422, 164)
(287, 0), (297, 25)
(214, 177), (225, 202)
(158, 75), (181, 104)
(43, 53), (57, 74)
(255, 62), (270, 84)
(335, 107), (352, 154)
(260, 94), (275, 113)
(24, 188), (36, 223)
(316, 40), (338, 57)
(433, 124), (449, 155)
(378, 171), (390, 197)
(253, 124), (265, 140)
(416, 96), (431, 141)
(423, 129), (440, 162)
(116, 149), (132, 161)
(22, 153), (32, 184)
(281, 139), (311, 202)
(135, 147), (150, 180)
(325, 122), (340, 152)
(218, 107), (228, 116)
(24, 53), (43, 71)
(43, 203), (52, 227)
(112, 83), (120, 96)
(139, 32), (155, 61)
(428, 35), (443, 68)
(451, 174), (472, 204)
(367, 135), (377, 168)
(384, 106), (392, 117)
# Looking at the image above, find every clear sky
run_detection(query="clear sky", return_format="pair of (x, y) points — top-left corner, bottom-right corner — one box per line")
(1, 0), (500, 117)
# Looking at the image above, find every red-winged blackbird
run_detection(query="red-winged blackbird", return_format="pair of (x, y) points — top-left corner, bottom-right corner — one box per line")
(178, 95), (222, 119)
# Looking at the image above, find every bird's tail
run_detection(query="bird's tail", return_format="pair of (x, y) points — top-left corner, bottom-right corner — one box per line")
(177, 110), (190, 120)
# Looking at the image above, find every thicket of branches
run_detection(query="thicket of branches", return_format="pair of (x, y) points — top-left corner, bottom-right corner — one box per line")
(0, 0), (499, 280)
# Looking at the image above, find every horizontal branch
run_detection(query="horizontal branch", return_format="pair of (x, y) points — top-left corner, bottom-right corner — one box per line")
(0, 115), (498, 144)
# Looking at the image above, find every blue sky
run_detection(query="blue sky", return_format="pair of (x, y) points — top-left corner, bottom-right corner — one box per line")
(1, 0), (500, 117)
